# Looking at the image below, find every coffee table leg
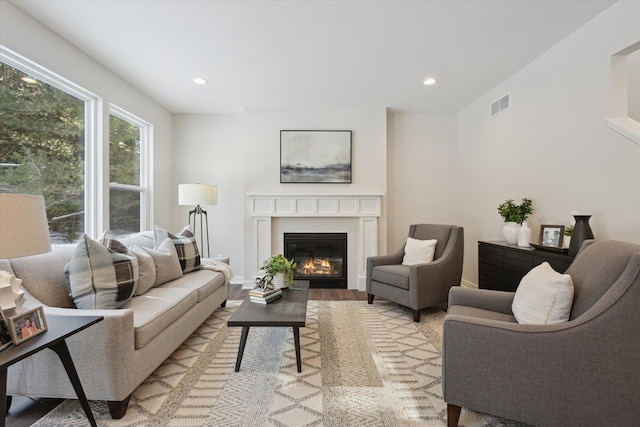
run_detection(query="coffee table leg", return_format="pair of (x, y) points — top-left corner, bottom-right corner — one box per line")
(293, 326), (302, 373)
(235, 326), (250, 372)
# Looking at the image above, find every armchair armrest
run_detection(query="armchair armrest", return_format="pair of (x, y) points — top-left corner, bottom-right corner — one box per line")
(448, 286), (515, 315)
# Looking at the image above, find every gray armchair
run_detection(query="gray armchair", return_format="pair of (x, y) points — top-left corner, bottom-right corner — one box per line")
(366, 224), (464, 322)
(443, 240), (640, 426)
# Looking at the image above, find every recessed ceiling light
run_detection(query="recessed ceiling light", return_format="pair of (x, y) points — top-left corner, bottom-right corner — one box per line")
(193, 77), (208, 85)
(423, 77), (437, 86)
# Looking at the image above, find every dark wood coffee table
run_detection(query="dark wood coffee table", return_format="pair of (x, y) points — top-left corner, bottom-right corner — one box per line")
(228, 280), (309, 372)
(0, 315), (103, 427)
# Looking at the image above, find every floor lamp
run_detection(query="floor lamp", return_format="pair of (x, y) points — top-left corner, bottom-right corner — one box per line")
(178, 183), (218, 258)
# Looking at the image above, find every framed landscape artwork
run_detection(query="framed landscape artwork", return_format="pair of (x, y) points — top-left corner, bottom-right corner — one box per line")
(280, 130), (352, 183)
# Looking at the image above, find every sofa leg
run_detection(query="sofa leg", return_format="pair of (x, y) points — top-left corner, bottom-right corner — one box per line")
(367, 294), (374, 304)
(412, 309), (421, 322)
(447, 403), (461, 427)
(107, 395), (131, 419)
(221, 299), (227, 308)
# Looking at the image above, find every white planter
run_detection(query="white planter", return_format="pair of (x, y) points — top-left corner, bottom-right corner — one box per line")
(271, 272), (286, 289)
(517, 222), (532, 247)
(563, 236), (571, 249)
(503, 222), (520, 245)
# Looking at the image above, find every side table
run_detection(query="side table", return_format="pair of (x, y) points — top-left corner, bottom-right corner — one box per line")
(0, 315), (103, 427)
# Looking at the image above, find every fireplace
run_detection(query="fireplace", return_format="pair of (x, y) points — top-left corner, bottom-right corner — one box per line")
(284, 232), (347, 289)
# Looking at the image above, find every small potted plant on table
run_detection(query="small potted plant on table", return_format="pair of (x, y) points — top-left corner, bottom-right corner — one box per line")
(260, 254), (297, 289)
(497, 198), (534, 245)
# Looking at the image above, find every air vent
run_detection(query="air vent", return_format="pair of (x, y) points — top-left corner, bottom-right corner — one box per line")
(490, 93), (511, 117)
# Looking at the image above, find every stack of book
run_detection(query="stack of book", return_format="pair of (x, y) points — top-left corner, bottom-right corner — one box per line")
(249, 287), (283, 304)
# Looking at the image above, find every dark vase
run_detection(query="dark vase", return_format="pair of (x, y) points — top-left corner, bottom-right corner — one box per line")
(569, 215), (594, 257)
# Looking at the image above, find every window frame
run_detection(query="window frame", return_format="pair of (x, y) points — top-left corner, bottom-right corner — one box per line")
(108, 104), (153, 233)
(1, 45), (154, 240)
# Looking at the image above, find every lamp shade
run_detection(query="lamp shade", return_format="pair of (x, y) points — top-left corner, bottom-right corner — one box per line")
(178, 184), (218, 206)
(0, 193), (52, 259)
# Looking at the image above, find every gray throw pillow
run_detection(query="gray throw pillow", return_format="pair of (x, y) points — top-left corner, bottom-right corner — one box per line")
(131, 245), (157, 295)
(154, 225), (201, 273)
(142, 237), (184, 286)
(64, 234), (139, 309)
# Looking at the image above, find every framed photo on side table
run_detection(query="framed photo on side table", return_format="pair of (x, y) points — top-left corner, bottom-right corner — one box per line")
(539, 225), (565, 248)
(8, 306), (47, 345)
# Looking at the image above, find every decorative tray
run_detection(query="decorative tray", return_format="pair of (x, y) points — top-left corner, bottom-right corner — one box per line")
(529, 243), (569, 254)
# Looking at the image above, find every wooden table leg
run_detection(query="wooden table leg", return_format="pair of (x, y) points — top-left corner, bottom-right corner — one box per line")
(235, 326), (250, 372)
(293, 326), (302, 373)
(49, 341), (97, 427)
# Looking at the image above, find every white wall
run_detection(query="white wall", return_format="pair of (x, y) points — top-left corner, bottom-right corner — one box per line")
(457, 0), (640, 286)
(0, 1), (175, 230)
(386, 113), (459, 251)
(241, 107), (388, 284)
(173, 114), (245, 282)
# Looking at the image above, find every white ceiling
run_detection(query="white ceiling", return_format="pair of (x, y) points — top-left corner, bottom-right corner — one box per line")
(12, 0), (615, 114)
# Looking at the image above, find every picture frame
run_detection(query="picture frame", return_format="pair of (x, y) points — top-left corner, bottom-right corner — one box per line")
(8, 306), (47, 345)
(280, 130), (352, 183)
(539, 225), (565, 248)
(0, 312), (13, 351)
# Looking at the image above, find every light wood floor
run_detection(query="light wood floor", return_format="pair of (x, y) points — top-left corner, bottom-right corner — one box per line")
(6, 284), (369, 427)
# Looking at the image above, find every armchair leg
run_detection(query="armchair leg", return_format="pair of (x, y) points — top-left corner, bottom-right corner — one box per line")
(447, 403), (461, 427)
(412, 309), (421, 322)
(107, 395), (131, 419)
(367, 294), (374, 304)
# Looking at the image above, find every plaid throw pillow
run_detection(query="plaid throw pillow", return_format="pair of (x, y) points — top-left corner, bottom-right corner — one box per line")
(64, 234), (139, 309)
(154, 225), (201, 273)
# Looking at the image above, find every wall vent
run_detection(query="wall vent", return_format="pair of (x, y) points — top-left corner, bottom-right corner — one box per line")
(490, 93), (511, 117)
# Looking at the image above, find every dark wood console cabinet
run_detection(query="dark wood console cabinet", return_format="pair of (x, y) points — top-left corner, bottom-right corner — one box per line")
(478, 241), (575, 292)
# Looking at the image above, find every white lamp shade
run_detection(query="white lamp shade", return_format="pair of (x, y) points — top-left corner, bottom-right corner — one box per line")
(178, 184), (218, 206)
(0, 193), (52, 258)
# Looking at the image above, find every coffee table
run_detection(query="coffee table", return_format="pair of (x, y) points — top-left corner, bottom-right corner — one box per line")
(0, 315), (103, 427)
(228, 280), (309, 372)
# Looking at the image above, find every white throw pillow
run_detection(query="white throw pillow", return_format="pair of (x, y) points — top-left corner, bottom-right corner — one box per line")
(512, 262), (574, 324)
(402, 237), (437, 266)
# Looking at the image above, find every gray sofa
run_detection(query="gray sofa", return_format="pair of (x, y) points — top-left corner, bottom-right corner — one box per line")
(442, 240), (640, 426)
(0, 231), (229, 419)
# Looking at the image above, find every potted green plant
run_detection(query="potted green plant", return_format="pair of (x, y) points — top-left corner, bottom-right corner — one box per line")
(497, 198), (534, 244)
(563, 225), (573, 248)
(260, 254), (297, 289)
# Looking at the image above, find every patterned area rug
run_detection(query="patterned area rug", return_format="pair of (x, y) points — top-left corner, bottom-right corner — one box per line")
(33, 300), (527, 426)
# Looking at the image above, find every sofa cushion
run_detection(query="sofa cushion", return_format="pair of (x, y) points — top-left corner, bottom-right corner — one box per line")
(512, 262), (574, 325)
(402, 237), (437, 266)
(131, 245), (157, 295)
(154, 225), (201, 274)
(447, 304), (517, 323)
(64, 234), (139, 310)
(141, 238), (183, 286)
(10, 246), (76, 308)
(372, 264), (410, 290)
(124, 287), (198, 349)
(160, 269), (226, 303)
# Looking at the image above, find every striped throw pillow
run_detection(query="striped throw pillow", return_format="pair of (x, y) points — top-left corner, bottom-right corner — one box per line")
(154, 225), (201, 273)
(64, 234), (139, 309)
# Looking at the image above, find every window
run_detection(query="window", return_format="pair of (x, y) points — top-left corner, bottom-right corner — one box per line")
(1, 46), (152, 243)
(0, 47), (96, 244)
(109, 106), (151, 235)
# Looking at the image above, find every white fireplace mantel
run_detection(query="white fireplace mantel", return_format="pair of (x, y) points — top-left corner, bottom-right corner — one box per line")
(247, 193), (383, 290)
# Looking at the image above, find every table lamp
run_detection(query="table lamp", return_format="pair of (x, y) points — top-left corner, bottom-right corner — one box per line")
(178, 184), (218, 258)
(0, 193), (51, 313)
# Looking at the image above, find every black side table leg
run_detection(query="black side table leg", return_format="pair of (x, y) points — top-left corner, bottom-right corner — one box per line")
(49, 341), (97, 427)
(293, 326), (302, 373)
(0, 368), (6, 427)
(235, 326), (250, 372)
